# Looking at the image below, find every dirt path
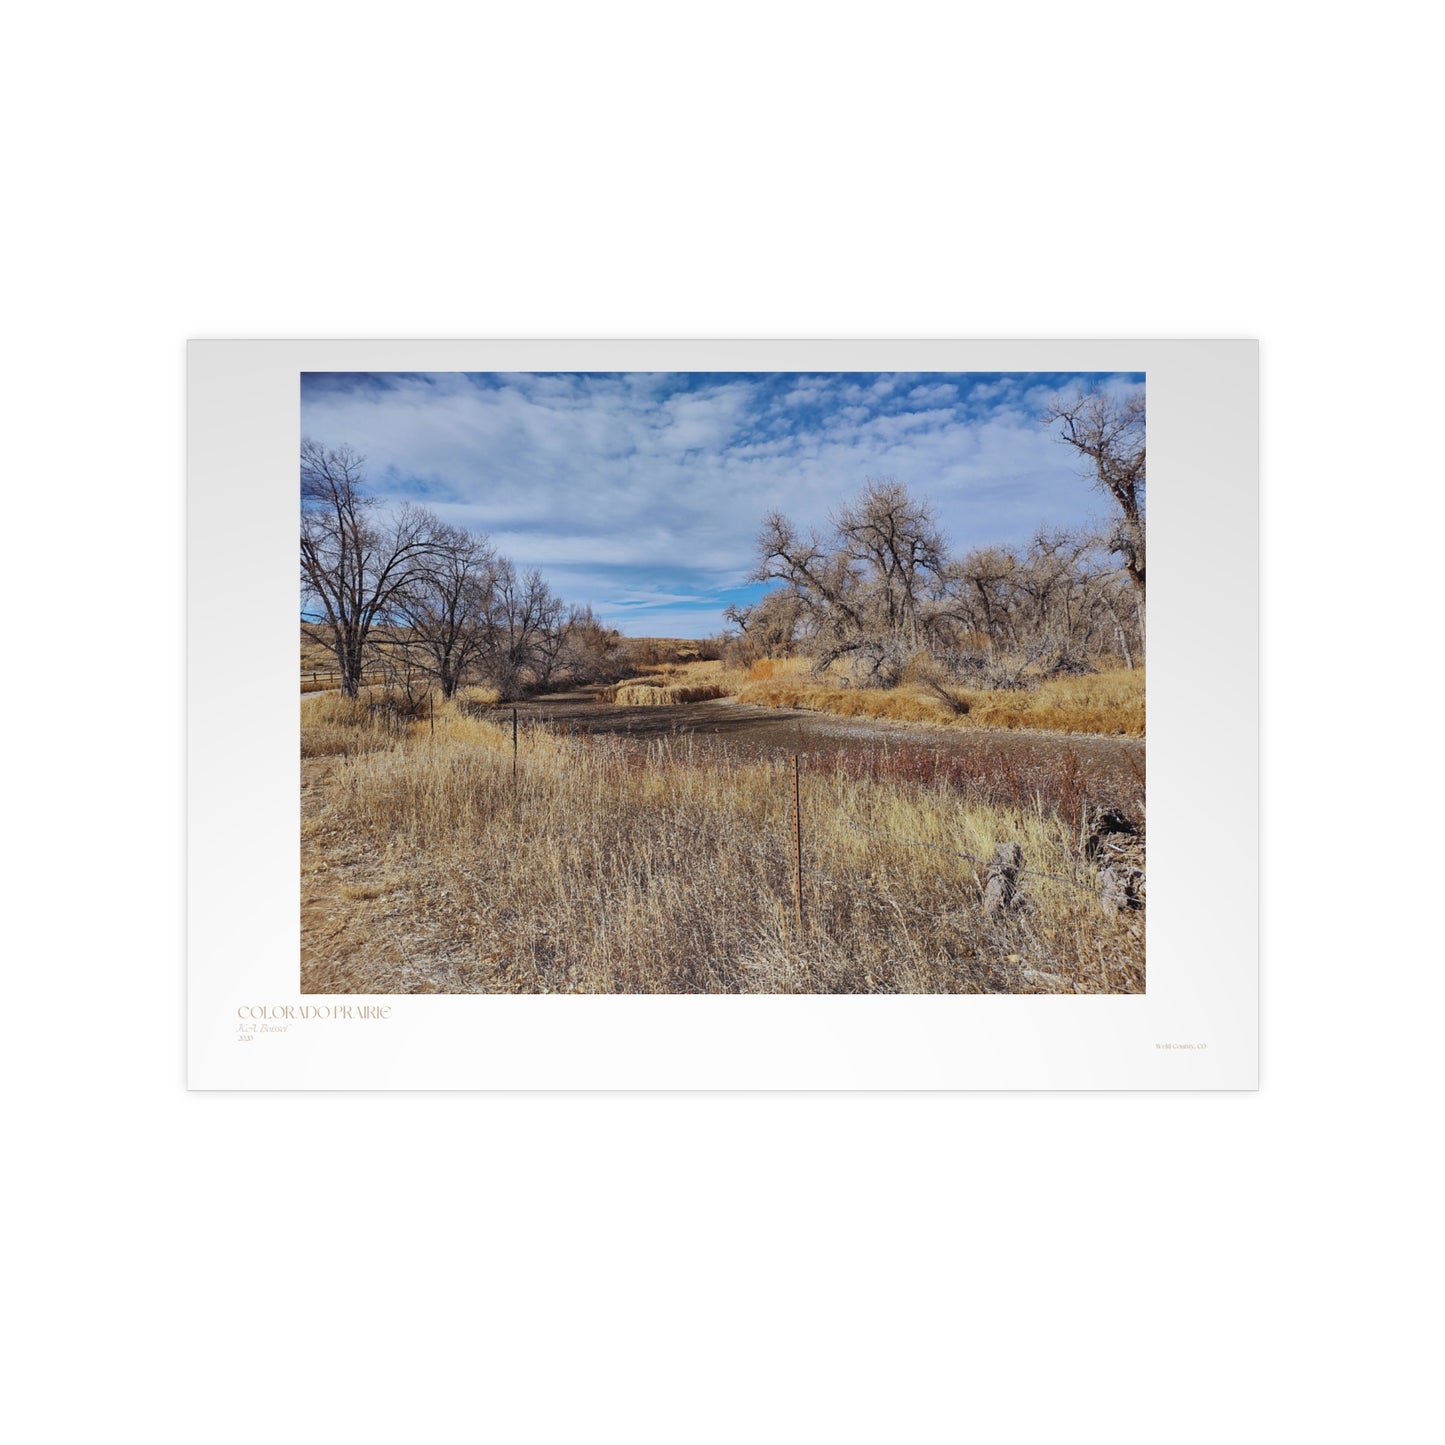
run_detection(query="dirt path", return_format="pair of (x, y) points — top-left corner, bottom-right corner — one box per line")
(300, 757), (411, 992)
(504, 688), (1144, 798)
(300, 758), (348, 986)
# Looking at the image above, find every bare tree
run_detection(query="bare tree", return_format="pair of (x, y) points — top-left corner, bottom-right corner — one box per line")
(1096, 575), (1138, 670)
(299, 440), (445, 697)
(750, 479), (952, 686)
(723, 590), (808, 662)
(938, 530), (1139, 680)
(392, 523), (500, 699)
(484, 561), (566, 699)
(1043, 386), (1146, 603)
(528, 583), (571, 689)
(745, 472), (1143, 687)
(750, 508), (872, 676)
(554, 604), (623, 685)
(945, 546), (1019, 651)
(833, 479), (949, 652)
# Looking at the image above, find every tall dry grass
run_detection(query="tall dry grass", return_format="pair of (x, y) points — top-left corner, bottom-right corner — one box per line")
(598, 657), (748, 705)
(736, 667), (1145, 737)
(608, 680), (731, 705)
(743, 657), (812, 684)
(597, 652), (1143, 736)
(301, 706), (1143, 995)
(300, 692), (396, 757)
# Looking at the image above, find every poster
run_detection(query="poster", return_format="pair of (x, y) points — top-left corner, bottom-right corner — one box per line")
(189, 339), (1256, 1088)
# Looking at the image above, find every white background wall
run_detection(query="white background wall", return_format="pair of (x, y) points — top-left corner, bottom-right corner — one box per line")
(5, 4), (1436, 1442)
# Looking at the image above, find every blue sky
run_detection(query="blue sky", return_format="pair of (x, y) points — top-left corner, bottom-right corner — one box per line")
(300, 371), (1143, 638)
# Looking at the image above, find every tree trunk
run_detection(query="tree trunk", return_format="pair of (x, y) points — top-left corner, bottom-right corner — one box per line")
(338, 638), (365, 698)
(1100, 593), (1134, 670)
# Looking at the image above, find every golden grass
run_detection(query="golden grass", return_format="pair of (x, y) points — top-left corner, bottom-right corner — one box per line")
(743, 657), (811, 684)
(952, 670), (1145, 735)
(300, 706), (1143, 995)
(738, 679), (955, 724)
(340, 882), (387, 901)
(300, 691), (425, 757)
(453, 684), (502, 708)
(299, 636), (335, 669)
(612, 681), (731, 705)
(304, 693), (370, 725)
(599, 658), (747, 705)
(302, 723), (382, 758)
(736, 667), (1144, 737)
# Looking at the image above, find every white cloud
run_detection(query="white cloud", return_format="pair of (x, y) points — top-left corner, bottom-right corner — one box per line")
(908, 381), (958, 406)
(300, 372), (1136, 634)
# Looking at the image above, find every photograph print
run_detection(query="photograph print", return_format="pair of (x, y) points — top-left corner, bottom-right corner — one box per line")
(299, 370), (1146, 995)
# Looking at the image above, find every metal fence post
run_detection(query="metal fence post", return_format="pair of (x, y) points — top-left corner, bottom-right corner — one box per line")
(791, 752), (804, 934)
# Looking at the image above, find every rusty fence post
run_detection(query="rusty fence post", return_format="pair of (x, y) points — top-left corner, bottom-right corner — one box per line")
(790, 752), (804, 934)
(512, 706), (519, 793)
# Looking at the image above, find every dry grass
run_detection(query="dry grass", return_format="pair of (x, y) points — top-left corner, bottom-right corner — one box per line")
(737, 667), (1145, 737)
(453, 684), (502, 708)
(301, 706), (1144, 995)
(743, 657), (812, 684)
(300, 689), (442, 756)
(302, 684), (512, 758)
(599, 658), (747, 705)
(953, 670), (1145, 734)
(739, 679), (957, 725)
(300, 633), (335, 671)
(611, 681), (731, 705)
(300, 694), (390, 757)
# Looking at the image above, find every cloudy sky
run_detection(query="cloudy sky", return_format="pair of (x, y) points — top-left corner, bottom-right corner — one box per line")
(301, 370), (1143, 638)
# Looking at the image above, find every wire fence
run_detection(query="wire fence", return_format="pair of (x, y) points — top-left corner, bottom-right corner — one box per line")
(517, 713), (1143, 926)
(312, 683), (1143, 929)
(602, 745), (1134, 928)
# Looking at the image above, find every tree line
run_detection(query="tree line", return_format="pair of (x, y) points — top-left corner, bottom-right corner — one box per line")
(724, 386), (1145, 687)
(299, 440), (619, 700)
(303, 383), (1143, 698)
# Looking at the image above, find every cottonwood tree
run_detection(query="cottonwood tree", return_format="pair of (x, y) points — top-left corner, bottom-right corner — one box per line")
(485, 561), (567, 699)
(1094, 569), (1140, 670)
(555, 604), (623, 685)
(299, 440), (446, 697)
(741, 478), (1144, 685)
(1043, 386), (1146, 603)
(937, 531), (1141, 680)
(750, 479), (952, 686)
(1013, 529), (1104, 663)
(392, 522), (501, 699)
(834, 479), (949, 652)
(723, 590), (808, 662)
(944, 546), (1019, 651)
